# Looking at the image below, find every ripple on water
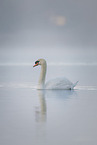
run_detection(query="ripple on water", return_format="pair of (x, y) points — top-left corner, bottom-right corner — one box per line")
(75, 86), (97, 91)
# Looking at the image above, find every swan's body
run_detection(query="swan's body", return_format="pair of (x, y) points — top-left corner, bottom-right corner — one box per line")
(33, 59), (78, 90)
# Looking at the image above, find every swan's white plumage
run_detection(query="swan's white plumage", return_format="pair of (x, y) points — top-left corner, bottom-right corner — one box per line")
(45, 78), (75, 90)
(33, 58), (78, 90)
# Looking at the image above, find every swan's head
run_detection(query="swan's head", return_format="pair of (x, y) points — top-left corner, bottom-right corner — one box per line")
(33, 59), (46, 67)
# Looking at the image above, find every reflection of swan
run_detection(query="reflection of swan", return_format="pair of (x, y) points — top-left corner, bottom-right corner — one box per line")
(33, 58), (78, 90)
(35, 90), (74, 122)
(35, 90), (46, 122)
(45, 90), (75, 100)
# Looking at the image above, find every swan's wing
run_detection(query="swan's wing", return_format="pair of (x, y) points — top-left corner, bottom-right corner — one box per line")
(45, 77), (75, 90)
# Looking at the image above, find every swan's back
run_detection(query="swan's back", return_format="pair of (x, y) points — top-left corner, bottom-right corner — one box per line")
(45, 77), (77, 90)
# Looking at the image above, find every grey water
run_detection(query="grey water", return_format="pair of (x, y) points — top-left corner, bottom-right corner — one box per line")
(0, 64), (97, 145)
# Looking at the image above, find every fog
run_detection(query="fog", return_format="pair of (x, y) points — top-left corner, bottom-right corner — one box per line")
(0, 2), (97, 144)
(0, 0), (97, 64)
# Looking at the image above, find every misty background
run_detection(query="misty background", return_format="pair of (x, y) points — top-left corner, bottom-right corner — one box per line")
(0, 0), (97, 64)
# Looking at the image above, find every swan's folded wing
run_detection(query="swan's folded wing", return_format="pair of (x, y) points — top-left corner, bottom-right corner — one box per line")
(45, 77), (74, 90)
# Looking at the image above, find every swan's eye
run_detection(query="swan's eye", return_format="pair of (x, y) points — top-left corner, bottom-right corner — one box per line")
(35, 61), (40, 64)
(33, 60), (40, 67)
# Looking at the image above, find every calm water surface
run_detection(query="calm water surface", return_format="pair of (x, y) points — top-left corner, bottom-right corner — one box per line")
(0, 65), (97, 145)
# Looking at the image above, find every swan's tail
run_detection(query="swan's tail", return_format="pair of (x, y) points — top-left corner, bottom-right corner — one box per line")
(72, 81), (79, 89)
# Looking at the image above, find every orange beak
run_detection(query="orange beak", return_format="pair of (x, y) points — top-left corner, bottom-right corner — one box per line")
(33, 63), (38, 67)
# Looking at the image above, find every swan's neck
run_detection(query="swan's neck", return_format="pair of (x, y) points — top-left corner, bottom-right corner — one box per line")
(38, 62), (47, 89)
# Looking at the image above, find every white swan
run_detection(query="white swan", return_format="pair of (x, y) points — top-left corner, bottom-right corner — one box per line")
(33, 58), (78, 90)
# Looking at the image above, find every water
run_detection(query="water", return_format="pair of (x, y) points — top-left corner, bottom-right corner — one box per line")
(0, 64), (97, 145)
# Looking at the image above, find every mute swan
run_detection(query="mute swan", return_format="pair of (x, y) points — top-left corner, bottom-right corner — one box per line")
(33, 58), (78, 90)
